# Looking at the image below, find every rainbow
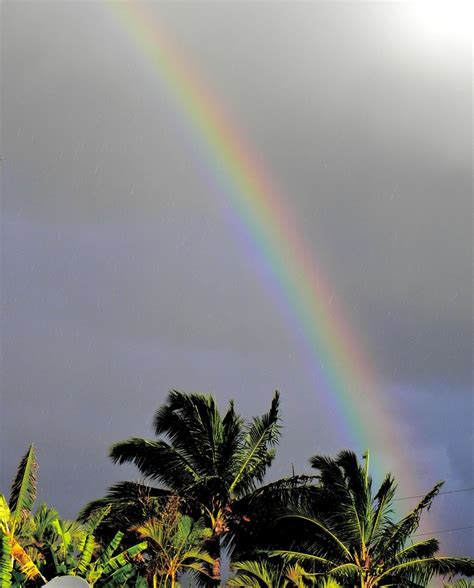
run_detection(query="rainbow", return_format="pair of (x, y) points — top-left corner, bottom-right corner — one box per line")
(106, 2), (406, 481)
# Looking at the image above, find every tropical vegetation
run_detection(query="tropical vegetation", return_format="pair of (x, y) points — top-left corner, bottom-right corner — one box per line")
(1, 392), (473, 587)
(265, 450), (474, 587)
(0, 446), (147, 587)
(79, 391), (314, 584)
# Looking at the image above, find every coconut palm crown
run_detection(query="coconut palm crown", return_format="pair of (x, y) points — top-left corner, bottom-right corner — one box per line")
(81, 391), (311, 584)
(271, 450), (474, 587)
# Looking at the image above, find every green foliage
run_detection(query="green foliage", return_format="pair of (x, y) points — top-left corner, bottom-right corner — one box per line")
(229, 559), (316, 587)
(0, 448), (147, 587)
(80, 391), (293, 584)
(3, 396), (474, 588)
(133, 496), (214, 587)
(0, 445), (46, 584)
(269, 450), (474, 587)
(8, 446), (37, 526)
(78, 480), (171, 544)
(108, 391), (281, 505)
(0, 533), (13, 587)
(316, 580), (342, 588)
(49, 506), (148, 586)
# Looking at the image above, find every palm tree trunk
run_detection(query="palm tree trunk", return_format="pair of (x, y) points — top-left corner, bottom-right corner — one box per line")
(212, 557), (220, 583)
(205, 532), (221, 587)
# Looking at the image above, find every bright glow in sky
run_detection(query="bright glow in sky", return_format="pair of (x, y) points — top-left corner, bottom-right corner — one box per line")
(412, 0), (473, 40)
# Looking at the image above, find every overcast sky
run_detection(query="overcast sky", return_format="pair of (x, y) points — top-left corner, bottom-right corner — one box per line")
(2, 1), (472, 560)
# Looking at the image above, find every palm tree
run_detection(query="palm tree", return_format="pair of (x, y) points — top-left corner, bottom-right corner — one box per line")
(271, 450), (474, 587)
(133, 496), (214, 588)
(80, 391), (312, 584)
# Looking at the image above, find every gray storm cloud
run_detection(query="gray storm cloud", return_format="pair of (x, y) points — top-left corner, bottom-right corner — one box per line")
(2, 1), (472, 558)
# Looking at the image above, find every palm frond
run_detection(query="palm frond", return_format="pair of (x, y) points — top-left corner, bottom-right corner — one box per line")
(317, 579), (343, 588)
(277, 514), (352, 561)
(309, 454), (345, 489)
(8, 445), (37, 523)
(78, 480), (170, 530)
(313, 451), (374, 551)
(228, 572), (264, 586)
(284, 562), (316, 586)
(391, 538), (439, 563)
(381, 481), (444, 556)
(336, 450), (370, 500)
(153, 391), (225, 476)
(229, 391), (281, 496)
(218, 399), (243, 479)
(270, 549), (338, 568)
(444, 580), (474, 588)
(238, 474), (319, 513)
(378, 556), (474, 584)
(226, 475), (320, 559)
(229, 560), (276, 587)
(324, 562), (359, 582)
(367, 473), (396, 546)
(110, 438), (202, 490)
(181, 549), (215, 566)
